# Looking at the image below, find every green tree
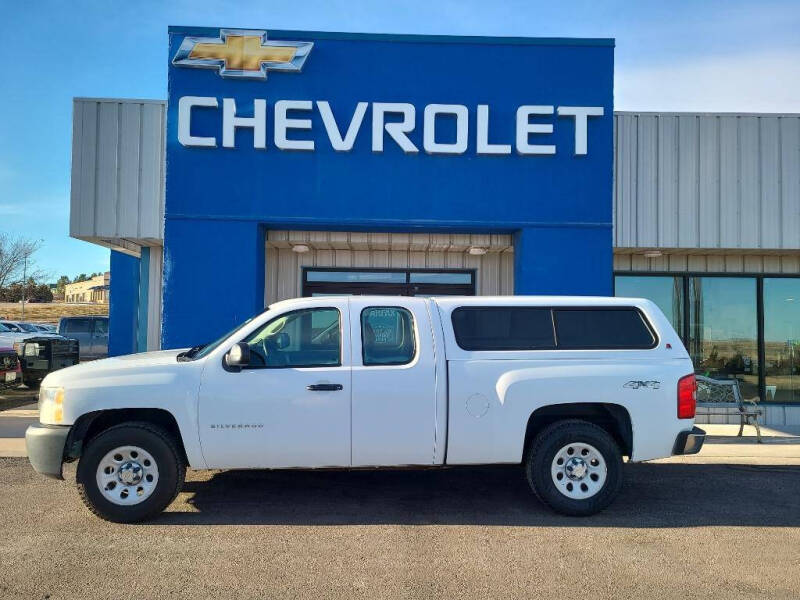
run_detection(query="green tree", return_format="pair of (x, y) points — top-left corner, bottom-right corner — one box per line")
(55, 275), (70, 299)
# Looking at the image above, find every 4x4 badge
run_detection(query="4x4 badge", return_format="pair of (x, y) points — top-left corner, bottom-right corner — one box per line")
(624, 380), (661, 390)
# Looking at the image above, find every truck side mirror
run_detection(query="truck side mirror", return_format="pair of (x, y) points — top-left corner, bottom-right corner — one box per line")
(225, 342), (251, 368)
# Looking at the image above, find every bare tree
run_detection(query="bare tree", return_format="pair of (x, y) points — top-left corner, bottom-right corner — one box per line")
(0, 234), (44, 288)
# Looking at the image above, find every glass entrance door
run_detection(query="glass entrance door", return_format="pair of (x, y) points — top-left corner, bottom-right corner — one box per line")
(302, 268), (476, 297)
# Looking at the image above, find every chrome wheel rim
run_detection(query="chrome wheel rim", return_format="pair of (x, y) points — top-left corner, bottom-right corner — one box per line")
(550, 442), (607, 500)
(96, 445), (159, 506)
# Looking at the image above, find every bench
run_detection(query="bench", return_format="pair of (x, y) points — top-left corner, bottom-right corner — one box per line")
(695, 375), (763, 443)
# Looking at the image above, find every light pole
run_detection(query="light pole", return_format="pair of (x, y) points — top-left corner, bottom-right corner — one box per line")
(21, 254), (27, 320)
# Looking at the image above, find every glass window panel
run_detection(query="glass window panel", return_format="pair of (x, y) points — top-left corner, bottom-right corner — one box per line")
(689, 277), (759, 399)
(306, 270), (406, 283)
(554, 309), (656, 349)
(451, 307), (555, 351)
(62, 318), (92, 334)
(93, 319), (109, 335)
(614, 275), (684, 338)
(409, 272), (472, 284)
(361, 307), (416, 365)
(763, 278), (800, 403)
(244, 308), (341, 368)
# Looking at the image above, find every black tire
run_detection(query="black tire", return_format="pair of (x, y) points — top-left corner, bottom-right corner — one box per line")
(23, 376), (42, 389)
(76, 422), (185, 523)
(525, 419), (623, 516)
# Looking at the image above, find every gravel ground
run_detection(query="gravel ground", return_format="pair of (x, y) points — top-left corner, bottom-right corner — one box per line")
(1, 457), (799, 600)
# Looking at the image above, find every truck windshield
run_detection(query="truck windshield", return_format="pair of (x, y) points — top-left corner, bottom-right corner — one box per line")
(182, 311), (268, 361)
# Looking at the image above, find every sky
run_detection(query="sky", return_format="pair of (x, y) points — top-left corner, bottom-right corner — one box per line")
(1, 0), (799, 281)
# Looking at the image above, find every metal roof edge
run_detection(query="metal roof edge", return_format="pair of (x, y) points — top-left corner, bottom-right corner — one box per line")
(74, 97), (166, 105)
(167, 25), (615, 47)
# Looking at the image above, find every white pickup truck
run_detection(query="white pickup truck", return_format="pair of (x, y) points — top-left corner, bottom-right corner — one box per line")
(26, 296), (704, 522)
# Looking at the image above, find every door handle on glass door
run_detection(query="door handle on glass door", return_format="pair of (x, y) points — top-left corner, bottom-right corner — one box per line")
(306, 383), (343, 391)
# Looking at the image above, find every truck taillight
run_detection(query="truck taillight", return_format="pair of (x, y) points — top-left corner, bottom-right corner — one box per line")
(678, 374), (697, 419)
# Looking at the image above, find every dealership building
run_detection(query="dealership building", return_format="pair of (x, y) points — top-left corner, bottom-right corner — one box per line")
(68, 27), (800, 424)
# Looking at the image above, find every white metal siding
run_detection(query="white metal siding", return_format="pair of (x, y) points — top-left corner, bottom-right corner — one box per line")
(70, 98), (165, 247)
(265, 231), (514, 304)
(614, 112), (800, 250)
(614, 251), (800, 274)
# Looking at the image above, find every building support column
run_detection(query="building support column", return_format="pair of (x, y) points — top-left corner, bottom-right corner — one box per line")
(513, 226), (613, 296)
(161, 219), (266, 349)
(109, 250), (140, 356)
(136, 247), (151, 352)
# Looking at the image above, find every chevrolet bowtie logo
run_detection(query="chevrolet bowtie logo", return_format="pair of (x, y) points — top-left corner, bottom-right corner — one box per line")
(172, 29), (313, 80)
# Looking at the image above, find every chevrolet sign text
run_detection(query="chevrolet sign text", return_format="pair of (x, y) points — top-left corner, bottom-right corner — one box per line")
(177, 96), (604, 156)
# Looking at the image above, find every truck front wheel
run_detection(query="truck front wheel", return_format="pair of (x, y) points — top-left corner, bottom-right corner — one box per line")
(525, 419), (623, 516)
(76, 422), (185, 523)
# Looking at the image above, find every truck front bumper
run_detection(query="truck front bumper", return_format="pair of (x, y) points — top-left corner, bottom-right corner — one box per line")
(25, 423), (71, 480)
(672, 426), (706, 455)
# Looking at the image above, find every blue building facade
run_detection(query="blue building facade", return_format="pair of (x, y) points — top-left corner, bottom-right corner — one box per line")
(155, 27), (615, 348)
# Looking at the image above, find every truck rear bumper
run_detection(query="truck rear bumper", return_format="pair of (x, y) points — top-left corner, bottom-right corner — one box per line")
(672, 426), (706, 455)
(25, 423), (71, 480)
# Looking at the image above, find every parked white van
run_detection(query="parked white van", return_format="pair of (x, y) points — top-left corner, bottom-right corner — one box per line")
(26, 296), (704, 522)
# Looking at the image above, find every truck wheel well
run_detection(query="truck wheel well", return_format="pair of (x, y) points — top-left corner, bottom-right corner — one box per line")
(523, 403), (633, 458)
(67, 408), (189, 466)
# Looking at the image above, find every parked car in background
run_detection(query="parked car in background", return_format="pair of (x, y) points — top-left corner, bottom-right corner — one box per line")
(0, 323), (80, 388)
(26, 296), (702, 522)
(1, 321), (62, 337)
(33, 324), (58, 333)
(58, 316), (108, 360)
(0, 346), (22, 389)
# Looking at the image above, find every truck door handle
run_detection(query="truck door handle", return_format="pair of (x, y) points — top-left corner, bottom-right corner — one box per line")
(306, 383), (343, 391)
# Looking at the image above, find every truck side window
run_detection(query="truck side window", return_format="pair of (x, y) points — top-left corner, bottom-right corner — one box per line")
(553, 308), (656, 349)
(451, 307), (556, 351)
(63, 318), (92, 334)
(361, 307), (415, 366)
(243, 307), (341, 368)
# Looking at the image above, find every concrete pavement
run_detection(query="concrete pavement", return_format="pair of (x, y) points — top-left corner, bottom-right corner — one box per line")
(0, 400), (37, 458)
(2, 456), (800, 599)
(3, 401), (799, 598)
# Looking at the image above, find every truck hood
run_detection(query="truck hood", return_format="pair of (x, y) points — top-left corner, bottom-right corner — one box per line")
(40, 348), (190, 388)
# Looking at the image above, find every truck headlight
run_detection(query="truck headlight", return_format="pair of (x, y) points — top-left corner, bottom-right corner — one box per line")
(39, 387), (64, 424)
(24, 343), (41, 357)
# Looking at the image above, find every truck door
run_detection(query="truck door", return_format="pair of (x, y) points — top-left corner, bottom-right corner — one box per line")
(349, 298), (438, 466)
(197, 299), (352, 469)
(62, 318), (92, 360)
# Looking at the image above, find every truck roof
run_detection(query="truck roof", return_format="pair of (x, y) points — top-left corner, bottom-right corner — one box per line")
(268, 295), (655, 311)
(431, 296), (654, 309)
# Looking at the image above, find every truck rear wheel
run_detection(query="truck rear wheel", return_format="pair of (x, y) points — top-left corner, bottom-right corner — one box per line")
(525, 419), (623, 516)
(76, 422), (185, 523)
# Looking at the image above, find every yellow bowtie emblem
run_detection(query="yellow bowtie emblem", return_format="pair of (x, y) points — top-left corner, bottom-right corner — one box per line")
(173, 29), (313, 80)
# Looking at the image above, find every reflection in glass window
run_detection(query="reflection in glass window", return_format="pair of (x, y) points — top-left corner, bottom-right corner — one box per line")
(409, 272), (473, 284)
(689, 277), (759, 399)
(244, 308), (340, 368)
(763, 278), (800, 403)
(306, 271), (406, 283)
(361, 307), (415, 365)
(614, 276), (684, 338)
